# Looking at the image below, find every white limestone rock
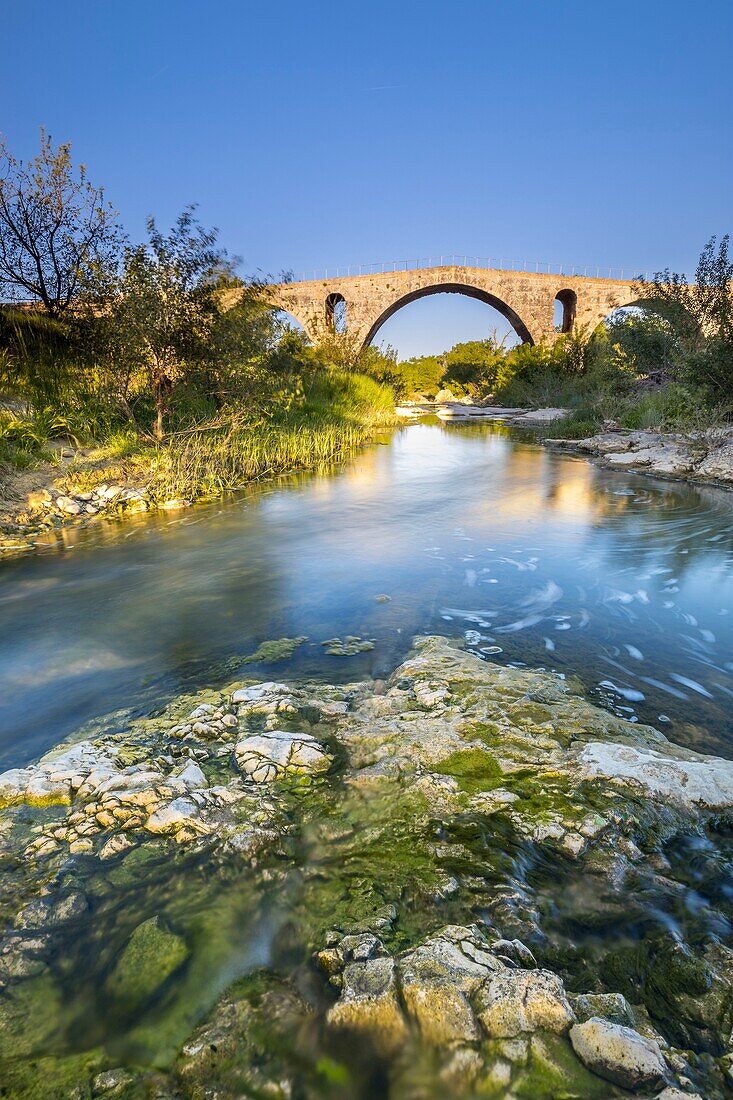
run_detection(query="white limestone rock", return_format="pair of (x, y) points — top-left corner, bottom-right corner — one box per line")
(575, 741), (733, 811)
(514, 407), (567, 423)
(175, 762), (208, 789)
(146, 797), (206, 835)
(695, 442), (733, 483)
(569, 1017), (667, 1091)
(231, 682), (290, 705)
(235, 729), (330, 783)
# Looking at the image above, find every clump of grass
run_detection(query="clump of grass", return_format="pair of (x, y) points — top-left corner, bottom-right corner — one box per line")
(149, 420), (373, 499)
(147, 370), (395, 500)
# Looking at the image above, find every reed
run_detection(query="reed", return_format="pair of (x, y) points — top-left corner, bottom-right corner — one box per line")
(139, 371), (396, 500)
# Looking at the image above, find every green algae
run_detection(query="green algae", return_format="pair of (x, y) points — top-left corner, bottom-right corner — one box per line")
(509, 1032), (617, 1100)
(0, 972), (66, 1058)
(433, 748), (504, 793)
(241, 636), (308, 664)
(105, 916), (190, 1016)
(0, 1049), (108, 1100)
(292, 781), (443, 949)
(599, 935), (716, 1048)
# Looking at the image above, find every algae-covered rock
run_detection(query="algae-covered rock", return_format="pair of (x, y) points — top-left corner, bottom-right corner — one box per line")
(569, 1017), (668, 1091)
(570, 991), (636, 1027)
(399, 924), (504, 1044)
(476, 969), (576, 1038)
(105, 916), (189, 1013)
(326, 955), (408, 1056)
(241, 636), (307, 664)
(321, 635), (375, 656)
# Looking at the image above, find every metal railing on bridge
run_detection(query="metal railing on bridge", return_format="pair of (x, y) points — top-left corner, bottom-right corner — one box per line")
(283, 255), (662, 284)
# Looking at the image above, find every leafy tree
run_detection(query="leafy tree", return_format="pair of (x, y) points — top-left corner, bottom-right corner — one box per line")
(442, 337), (506, 393)
(0, 129), (121, 316)
(112, 206), (230, 438)
(604, 308), (680, 375)
(397, 353), (443, 397)
(636, 235), (733, 402)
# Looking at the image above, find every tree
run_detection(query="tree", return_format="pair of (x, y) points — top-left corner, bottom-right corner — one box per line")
(113, 206), (229, 439)
(636, 235), (733, 401)
(604, 308), (680, 376)
(0, 129), (120, 315)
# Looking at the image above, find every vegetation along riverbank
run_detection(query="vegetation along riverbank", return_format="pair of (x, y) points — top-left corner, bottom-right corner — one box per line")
(2, 133), (732, 556)
(0, 134), (396, 555)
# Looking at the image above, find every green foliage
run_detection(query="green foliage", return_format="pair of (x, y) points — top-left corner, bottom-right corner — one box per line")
(108, 206), (234, 438)
(144, 369), (396, 500)
(605, 307), (680, 374)
(396, 352), (444, 397)
(353, 342), (403, 392)
(441, 337), (506, 395)
(636, 234), (733, 404)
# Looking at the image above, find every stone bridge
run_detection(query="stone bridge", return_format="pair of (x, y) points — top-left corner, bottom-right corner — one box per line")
(262, 264), (653, 348)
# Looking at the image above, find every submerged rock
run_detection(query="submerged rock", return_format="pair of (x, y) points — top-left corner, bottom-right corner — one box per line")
(321, 635), (376, 656)
(105, 916), (189, 1014)
(569, 1017), (668, 1091)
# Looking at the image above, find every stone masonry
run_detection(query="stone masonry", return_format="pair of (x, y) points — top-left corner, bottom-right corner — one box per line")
(254, 265), (649, 347)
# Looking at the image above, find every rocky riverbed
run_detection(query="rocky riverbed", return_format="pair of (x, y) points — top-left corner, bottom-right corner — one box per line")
(547, 428), (733, 490)
(1, 636), (732, 1098)
(0, 479), (191, 558)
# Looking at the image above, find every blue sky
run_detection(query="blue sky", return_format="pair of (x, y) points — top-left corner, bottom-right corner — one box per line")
(4, 0), (732, 357)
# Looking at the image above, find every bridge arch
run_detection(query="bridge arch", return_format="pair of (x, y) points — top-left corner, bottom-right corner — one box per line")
(325, 292), (347, 334)
(554, 289), (577, 334)
(362, 282), (536, 348)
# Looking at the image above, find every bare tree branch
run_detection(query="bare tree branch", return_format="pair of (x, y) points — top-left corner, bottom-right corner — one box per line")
(0, 128), (122, 315)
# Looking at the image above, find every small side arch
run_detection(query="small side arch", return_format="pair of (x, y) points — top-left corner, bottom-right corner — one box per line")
(325, 292), (347, 334)
(554, 289), (577, 334)
(362, 282), (535, 348)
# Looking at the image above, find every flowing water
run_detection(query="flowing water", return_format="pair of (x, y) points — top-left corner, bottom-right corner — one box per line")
(2, 421), (733, 767)
(3, 420), (733, 1095)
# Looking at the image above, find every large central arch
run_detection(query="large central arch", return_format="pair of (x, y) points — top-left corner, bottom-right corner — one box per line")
(363, 281), (535, 347)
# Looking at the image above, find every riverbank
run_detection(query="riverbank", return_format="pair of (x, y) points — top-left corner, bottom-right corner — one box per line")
(542, 427), (733, 491)
(0, 371), (397, 558)
(0, 634), (730, 1097)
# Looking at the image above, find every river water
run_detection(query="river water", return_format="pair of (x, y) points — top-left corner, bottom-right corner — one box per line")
(2, 421), (733, 768)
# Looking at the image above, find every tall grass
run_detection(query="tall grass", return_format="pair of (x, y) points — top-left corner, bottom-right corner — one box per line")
(150, 371), (395, 498)
(149, 420), (375, 498)
(57, 369), (398, 502)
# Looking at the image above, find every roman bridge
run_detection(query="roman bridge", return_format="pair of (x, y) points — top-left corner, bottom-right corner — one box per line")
(261, 261), (654, 348)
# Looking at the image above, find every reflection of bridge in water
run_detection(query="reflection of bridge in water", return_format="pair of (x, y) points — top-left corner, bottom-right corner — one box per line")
(258, 258), (663, 347)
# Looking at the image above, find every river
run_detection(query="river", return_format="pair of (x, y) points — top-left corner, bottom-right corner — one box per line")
(2, 420), (733, 768)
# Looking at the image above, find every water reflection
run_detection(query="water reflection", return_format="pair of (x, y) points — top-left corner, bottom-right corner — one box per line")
(1, 422), (733, 767)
